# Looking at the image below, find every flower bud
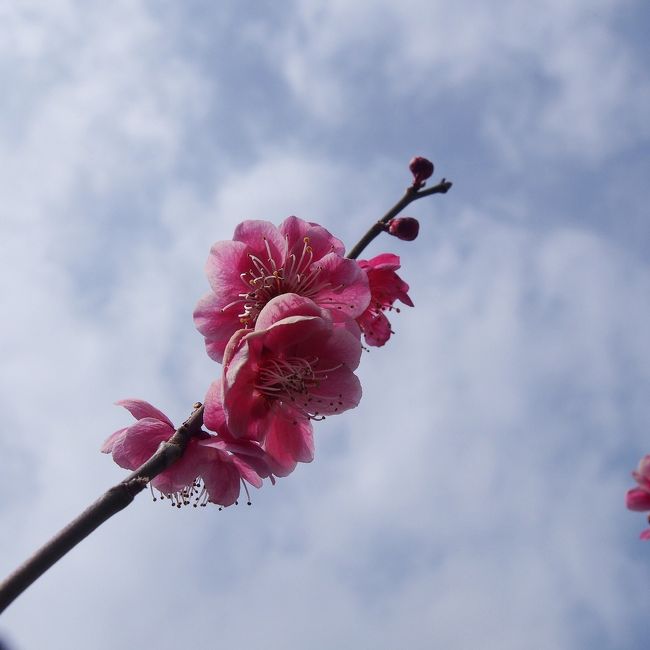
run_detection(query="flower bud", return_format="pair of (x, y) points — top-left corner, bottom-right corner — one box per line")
(409, 156), (434, 187)
(388, 217), (419, 241)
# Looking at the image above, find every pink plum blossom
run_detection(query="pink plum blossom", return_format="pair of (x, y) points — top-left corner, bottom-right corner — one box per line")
(356, 253), (414, 347)
(625, 454), (650, 539)
(102, 400), (270, 507)
(194, 216), (370, 362)
(208, 293), (363, 477)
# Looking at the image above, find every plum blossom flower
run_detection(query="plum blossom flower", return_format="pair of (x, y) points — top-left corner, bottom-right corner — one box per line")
(356, 253), (414, 347)
(194, 216), (370, 362)
(102, 400), (270, 508)
(207, 293), (363, 477)
(626, 454), (650, 539)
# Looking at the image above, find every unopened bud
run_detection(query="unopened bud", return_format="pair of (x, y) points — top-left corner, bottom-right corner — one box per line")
(388, 217), (420, 241)
(408, 156), (434, 188)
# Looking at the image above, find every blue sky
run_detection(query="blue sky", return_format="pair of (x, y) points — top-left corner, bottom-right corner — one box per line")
(1, 1), (650, 648)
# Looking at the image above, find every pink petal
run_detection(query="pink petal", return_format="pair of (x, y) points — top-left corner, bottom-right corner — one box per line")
(304, 319), (363, 371)
(231, 456), (265, 488)
(369, 267), (413, 307)
(223, 345), (271, 441)
(640, 529), (650, 541)
(112, 418), (173, 470)
(279, 215), (345, 259)
(193, 292), (243, 363)
(101, 427), (127, 454)
(313, 253), (371, 319)
(263, 315), (331, 356)
(201, 453), (243, 507)
(233, 220), (287, 263)
(204, 239), (250, 295)
(199, 436), (271, 481)
(360, 252), (401, 270)
(358, 309), (392, 346)
(330, 311), (362, 339)
(626, 488), (650, 511)
(263, 407), (314, 477)
(201, 434), (266, 458)
(308, 366), (362, 415)
(222, 328), (251, 374)
(115, 399), (174, 428)
(255, 293), (326, 331)
(359, 254), (414, 309)
(204, 380), (227, 433)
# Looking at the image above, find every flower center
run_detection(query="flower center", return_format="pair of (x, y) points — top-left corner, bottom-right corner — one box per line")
(222, 236), (337, 326)
(255, 356), (342, 420)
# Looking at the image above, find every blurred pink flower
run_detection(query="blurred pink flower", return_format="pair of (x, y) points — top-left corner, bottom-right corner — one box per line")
(625, 454), (650, 539)
(194, 216), (370, 362)
(102, 399), (269, 507)
(211, 293), (362, 476)
(356, 253), (414, 346)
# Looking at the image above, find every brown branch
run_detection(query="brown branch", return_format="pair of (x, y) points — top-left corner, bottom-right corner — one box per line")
(346, 178), (453, 260)
(0, 404), (204, 614)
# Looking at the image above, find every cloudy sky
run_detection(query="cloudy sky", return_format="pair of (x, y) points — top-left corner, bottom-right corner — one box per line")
(1, 1), (649, 648)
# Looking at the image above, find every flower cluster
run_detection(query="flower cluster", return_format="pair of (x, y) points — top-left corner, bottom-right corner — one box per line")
(103, 215), (414, 507)
(102, 400), (270, 508)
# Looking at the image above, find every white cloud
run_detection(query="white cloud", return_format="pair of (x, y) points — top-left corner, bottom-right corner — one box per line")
(268, 0), (650, 163)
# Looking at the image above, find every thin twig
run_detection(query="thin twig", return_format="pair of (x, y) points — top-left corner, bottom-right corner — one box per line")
(0, 404), (204, 614)
(346, 179), (453, 260)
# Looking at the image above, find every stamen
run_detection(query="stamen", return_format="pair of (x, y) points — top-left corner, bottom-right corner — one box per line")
(242, 479), (252, 506)
(263, 237), (278, 271)
(227, 235), (347, 325)
(254, 356), (343, 420)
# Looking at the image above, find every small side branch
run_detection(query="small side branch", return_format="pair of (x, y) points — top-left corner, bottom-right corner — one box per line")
(0, 404), (204, 614)
(346, 179), (452, 260)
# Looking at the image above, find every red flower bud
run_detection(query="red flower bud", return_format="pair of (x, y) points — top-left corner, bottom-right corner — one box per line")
(388, 217), (420, 241)
(408, 156), (434, 187)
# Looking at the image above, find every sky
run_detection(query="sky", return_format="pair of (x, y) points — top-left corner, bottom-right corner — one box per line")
(1, 1), (649, 648)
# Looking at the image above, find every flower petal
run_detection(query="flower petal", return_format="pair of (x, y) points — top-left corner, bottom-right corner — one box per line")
(263, 407), (314, 477)
(233, 220), (287, 263)
(279, 215), (345, 259)
(193, 292), (243, 363)
(255, 293), (326, 331)
(204, 239), (250, 295)
(223, 344), (271, 441)
(309, 366), (362, 416)
(358, 309), (392, 347)
(313, 253), (371, 319)
(112, 418), (173, 470)
(204, 380), (227, 433)
(101, 427), (127, 454)
(201, 452), (244, 507)
(359, 252), (401, 270)
(115, 399), (174, 427)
